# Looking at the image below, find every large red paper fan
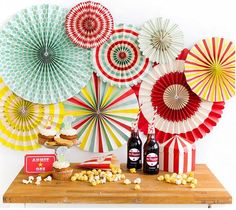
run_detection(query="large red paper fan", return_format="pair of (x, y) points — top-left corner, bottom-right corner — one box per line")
(135, 49), (225, 143)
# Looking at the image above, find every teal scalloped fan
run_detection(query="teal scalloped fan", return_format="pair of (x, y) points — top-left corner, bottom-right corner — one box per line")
(0, 4), (94, 104)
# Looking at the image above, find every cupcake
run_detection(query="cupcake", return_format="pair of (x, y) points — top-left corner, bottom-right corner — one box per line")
(60, 128), (78, 144)
(52, 160), (73, 181)
(38, 127), (57, 145)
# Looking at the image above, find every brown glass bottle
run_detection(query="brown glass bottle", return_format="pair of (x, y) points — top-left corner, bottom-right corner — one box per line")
(143, 124), (159, 174)
(127, 124), (142, 170)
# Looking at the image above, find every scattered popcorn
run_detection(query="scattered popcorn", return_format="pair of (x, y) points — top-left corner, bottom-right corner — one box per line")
(101, 177), (106, 184)
(181, 179), (187, 185)
(91, 181), (97, 186)
(83, 175), (88, 181)
(124, 179), (131, 185)
(190, 183), (196, 188)
(74, 173), (80, 178)
(129, 168), (136, 173)
(44, 176), (52, 182)
(121, 174), (126, 180)
(36, 176), (42, 181)
(176, 174), (182, 179)
(164, 174), (170, 180)
(170, 177), (176, 184)
(116, 174), (122, 181)
(106, 171), (113, 177)
(182, 174), (188, 179)
(35, 181), (41, 185)
(71, 176), (77, 182)
(157, 175), (164, 181)
(134, 184), (141, 190)
(22, 179), (29, 184)
(28, 176), (34, 181)
(187, 177), (194, 183)
(107, 176), (113, 182)
(175, 179), (182, 185)
(189, 171), (195, 177)
(134, 178), (141, 184)
(28, 179), (33, 184)
(172, 173), (177, 177)
(192, 179), (198, 185)
(94, 175), (100, 181)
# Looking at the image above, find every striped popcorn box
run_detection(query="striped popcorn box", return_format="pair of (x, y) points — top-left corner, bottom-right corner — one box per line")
(77, 154), (119, 170)
(160, 135), (196, 173)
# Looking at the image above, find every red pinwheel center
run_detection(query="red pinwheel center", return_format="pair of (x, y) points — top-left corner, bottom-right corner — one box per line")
(118, 51), (127, 60)
(82, 18), (96, 32)
(151, 72), (201, 122)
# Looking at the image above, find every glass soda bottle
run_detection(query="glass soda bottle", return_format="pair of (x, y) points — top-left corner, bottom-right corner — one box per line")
(143, 124), (159, 174)
(127, 122), (142, 169)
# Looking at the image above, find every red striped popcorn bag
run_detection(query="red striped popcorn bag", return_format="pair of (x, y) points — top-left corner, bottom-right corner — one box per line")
(159, 135), (196, 173)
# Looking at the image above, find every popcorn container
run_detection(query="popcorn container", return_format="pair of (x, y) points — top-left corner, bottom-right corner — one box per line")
(159, 135), (196, 173)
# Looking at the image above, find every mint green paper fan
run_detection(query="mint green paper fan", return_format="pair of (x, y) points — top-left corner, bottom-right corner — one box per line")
(0, 4), (94, 104)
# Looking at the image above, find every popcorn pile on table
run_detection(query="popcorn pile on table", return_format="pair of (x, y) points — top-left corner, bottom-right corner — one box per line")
(70, 165), (126, 186)
(157, 171), (198, 188)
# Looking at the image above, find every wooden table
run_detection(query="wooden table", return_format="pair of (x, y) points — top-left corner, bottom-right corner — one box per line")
(3, 164), (232, 207)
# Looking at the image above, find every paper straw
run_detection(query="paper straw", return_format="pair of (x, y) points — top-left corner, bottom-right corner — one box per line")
(151, 107), (158, 126)
(134, 103), (143, 127)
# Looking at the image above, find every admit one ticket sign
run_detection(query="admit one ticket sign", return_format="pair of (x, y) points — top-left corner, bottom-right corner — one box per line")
(24, 154), (56, 174)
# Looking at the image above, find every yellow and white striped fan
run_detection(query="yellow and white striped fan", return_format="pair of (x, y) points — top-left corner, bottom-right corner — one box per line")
(185, 37), (235, 102)
(0, 78), (64, 150)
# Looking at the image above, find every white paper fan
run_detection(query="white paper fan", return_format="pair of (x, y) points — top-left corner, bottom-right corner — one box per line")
(138, 17), (184, 64)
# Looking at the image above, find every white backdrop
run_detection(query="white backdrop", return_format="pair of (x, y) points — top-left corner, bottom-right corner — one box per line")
(0, 0), (235, 208)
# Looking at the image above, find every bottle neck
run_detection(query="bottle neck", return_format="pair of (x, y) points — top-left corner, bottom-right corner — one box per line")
(131, 130), (139, 138)
(146, 133), (155, 142)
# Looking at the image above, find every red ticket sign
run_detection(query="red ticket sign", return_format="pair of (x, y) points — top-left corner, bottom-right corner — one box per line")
(24, 154), (56, 174)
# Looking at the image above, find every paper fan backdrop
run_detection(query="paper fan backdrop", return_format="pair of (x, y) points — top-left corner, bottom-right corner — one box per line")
(64, 73), (139, 153)
(185, 37), (235, 102)
(93, 24), (152, 87)
(138, 54), (225, 143)
(66, 1), (113, 48)
(138, 17), (184, 64)
(0, 4), (94, 104)
(0, 78), (64, 151)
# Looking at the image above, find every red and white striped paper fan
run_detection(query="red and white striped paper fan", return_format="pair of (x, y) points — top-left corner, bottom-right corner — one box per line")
(137, 49), (225, 143)
(93, 24), (151, 87)
(66, 1), (113, 48)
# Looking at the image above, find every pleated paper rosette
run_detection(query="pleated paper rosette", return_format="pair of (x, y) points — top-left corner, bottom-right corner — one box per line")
(0, 78), (64, 151)
(138, 17), (184, 64)
(66, 1), (113, 48)
(185, 37), (235, 102)
(93, 24), (152, 87)
(138, 49), (225, 143)
(0, 4), (94, 104)
(64, 73), (139, 153)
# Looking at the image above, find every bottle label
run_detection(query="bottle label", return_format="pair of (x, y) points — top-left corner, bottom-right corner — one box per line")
(146, 153), (158, 166)
(128, 148), (140, 161)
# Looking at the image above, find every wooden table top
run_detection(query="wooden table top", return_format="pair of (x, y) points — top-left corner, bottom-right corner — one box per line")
(3, 164), (232, 205)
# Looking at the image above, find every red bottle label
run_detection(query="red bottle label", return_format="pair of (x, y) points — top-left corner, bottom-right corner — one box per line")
(146, 153), (158, 166)
(129, 148), (140, 161)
